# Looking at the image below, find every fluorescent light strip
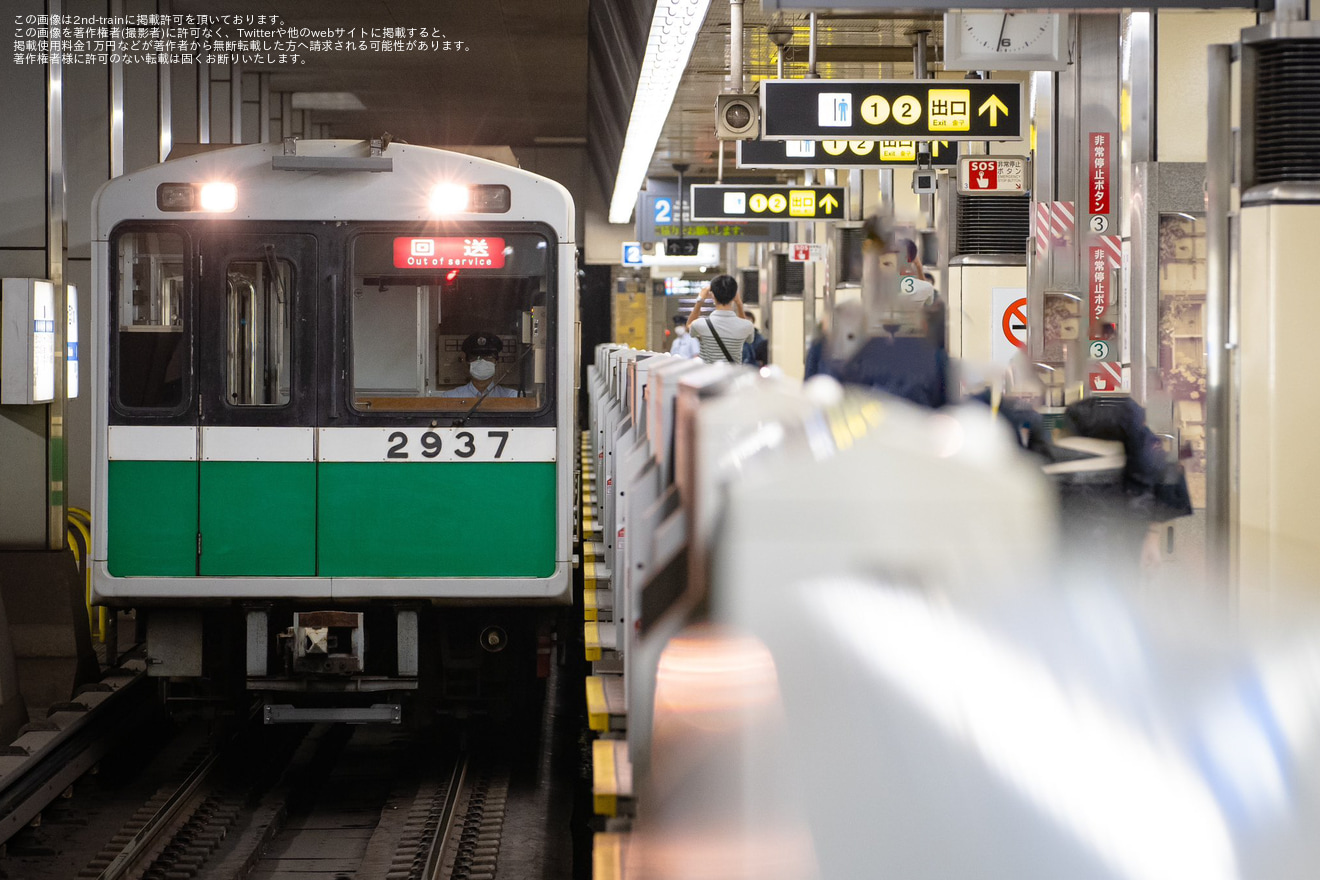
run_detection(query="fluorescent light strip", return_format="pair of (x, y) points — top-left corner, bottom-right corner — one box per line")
(608, 0), (714, 224)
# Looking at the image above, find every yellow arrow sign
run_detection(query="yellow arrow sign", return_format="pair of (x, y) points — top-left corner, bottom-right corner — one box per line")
(932, 140), (950, 158)
(820, 193), (839, 215)
(978, 95), (1009, 127)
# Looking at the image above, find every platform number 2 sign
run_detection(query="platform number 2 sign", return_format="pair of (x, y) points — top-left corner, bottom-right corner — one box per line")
(653, 198), (673, 224)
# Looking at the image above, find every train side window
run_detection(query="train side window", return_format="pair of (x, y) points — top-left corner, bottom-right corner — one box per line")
(225, 259), (292, 406)
(115, 230), (186, 409)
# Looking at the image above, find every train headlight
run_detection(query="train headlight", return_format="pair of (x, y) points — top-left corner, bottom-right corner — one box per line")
(429, 183), (470, 214)
(198, 182), (238, 212)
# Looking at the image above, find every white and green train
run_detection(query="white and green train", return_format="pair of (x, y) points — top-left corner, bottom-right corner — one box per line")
(90, 140), (576, 722)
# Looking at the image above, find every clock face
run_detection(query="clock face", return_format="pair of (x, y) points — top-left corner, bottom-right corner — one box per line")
(961, 13), (1057, 55)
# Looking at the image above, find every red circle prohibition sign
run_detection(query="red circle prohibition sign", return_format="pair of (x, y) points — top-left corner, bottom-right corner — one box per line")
(1002, 298), (1028, 349)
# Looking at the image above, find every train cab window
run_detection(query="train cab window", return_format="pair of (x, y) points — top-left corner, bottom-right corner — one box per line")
(348, 232), (551, 413)
(115, 230), (187, 409)
(225, 259), (292, 406)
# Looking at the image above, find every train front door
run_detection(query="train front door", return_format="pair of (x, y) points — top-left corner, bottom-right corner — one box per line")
(197, 233), (319, 576)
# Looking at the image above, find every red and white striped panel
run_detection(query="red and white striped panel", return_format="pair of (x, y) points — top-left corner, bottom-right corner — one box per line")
(1097, 234), (1123, 268)
(1034, 201), (1075, 256)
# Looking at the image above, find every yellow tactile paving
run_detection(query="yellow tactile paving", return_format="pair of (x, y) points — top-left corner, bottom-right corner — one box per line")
(593, 832), (627, 880)
(585, 621), (601, 661)
(586, 676), (609, 731)
(592, 738), (632, 816)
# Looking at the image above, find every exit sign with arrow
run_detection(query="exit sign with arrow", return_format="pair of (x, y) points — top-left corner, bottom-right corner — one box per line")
(689, 184), (849, 222)
(761, 79), (1024, 141)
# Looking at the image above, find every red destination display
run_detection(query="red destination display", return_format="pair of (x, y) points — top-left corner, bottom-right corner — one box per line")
(392, 237), (506, 269)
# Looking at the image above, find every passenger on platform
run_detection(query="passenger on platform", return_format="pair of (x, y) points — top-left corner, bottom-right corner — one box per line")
(669, 313), (701, 359)
(804, 323), (827, 379)
(901, 238), (926, 281)
(922, 273), (946, 351)
(1047, 396), (1193, 578)
(742, 310), (769, 367)
(440, 332), (519, 398)
(687, 274), (754, 365)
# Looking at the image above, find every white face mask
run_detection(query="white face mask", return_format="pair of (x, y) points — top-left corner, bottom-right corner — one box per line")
(674, 326), (687, 337)
(469, 358), (497, 381)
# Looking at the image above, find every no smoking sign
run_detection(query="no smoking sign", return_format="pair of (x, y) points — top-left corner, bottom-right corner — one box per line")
(991, 289), (1028, 365)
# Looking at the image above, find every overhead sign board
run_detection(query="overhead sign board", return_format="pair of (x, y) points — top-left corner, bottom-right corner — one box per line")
(957, 156), (1030, 195)
(738, 138), (957, 170)
(635, 194), (788, 243)
(761, 79), (1024, 142)
(690, 185), (848, 222)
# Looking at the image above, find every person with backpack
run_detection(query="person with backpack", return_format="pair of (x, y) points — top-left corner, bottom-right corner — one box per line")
(686, 274), (754, 365)
(742, 310), (769, 367)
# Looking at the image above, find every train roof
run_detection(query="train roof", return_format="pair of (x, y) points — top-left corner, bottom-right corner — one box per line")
(92, 140), (574, 242)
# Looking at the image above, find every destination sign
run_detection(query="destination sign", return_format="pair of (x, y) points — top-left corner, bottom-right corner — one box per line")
(761, 79), (1024, 142)
(690, 185), (848, 222)
(393, 237), (505, 269)
(738, 138), (958, 170)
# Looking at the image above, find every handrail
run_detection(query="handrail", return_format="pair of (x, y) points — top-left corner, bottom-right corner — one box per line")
(65, 513), (105, 644)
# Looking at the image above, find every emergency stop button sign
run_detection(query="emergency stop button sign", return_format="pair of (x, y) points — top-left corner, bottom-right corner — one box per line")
(957, 156), (1030, 196)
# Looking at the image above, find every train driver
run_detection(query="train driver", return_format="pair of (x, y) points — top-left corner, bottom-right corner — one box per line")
(441, 332), (519, 398)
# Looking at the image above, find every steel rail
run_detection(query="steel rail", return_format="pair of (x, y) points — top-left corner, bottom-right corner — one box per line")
(93, 746), (222, 880)
(424, 754), (471, 880)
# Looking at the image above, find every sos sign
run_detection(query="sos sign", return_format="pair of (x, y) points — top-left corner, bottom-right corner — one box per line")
(957, 156), (1030, 195)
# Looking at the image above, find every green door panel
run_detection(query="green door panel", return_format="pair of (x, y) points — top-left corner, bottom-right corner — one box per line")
(199, 461), (316, 576)
(107, 460), (198, 576)
(318, 462), (557, 577)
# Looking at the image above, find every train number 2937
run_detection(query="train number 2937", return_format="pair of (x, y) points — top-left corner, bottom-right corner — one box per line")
(386, 430), (510, 460)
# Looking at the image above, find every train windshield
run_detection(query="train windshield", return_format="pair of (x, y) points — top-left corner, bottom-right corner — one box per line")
(349, 231), (551, 413)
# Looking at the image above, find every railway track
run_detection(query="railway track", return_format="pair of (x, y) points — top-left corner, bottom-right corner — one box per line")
(0, 659), (573, 880)
(65, 721), (508, 880)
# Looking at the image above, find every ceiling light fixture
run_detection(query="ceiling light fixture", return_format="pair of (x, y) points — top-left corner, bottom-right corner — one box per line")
(290, 92), (367, 111)
(608, 0), (714, 225)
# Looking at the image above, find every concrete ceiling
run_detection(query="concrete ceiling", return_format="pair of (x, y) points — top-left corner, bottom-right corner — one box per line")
(168, 0), (947, 214)
(656, 6), (946, 182)
(174, 0), (590, 148)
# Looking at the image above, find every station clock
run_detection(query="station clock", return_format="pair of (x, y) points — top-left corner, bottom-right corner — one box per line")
(943, 13), (1070, 71)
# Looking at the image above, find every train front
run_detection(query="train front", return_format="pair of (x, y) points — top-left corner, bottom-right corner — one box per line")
(89, 141), (577, 722)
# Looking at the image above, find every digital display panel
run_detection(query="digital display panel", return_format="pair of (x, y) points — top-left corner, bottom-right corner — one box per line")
(392, 237), (507, 269)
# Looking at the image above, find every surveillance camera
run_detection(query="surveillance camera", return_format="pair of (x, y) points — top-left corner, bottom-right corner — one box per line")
(912, 171), (938, 195)
(715, 94), (760, 140)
